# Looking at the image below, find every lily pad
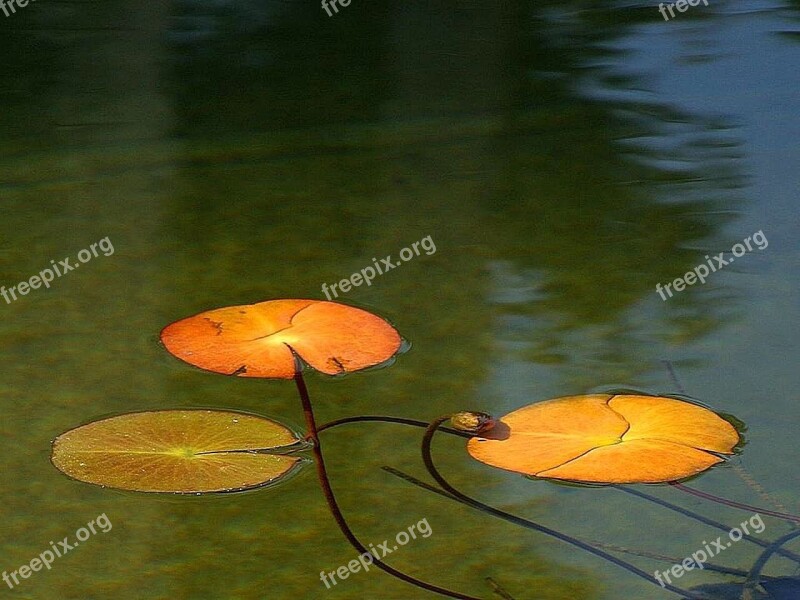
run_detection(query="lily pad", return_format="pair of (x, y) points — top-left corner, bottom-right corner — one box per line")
(160, 299), (403, 378)
(51, 410), (309, 493)
(467, 394), (740, 484)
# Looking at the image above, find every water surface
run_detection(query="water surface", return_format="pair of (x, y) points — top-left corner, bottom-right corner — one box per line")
(0, 1), (798, 599)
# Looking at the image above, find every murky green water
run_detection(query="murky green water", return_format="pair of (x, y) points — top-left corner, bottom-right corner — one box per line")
(1, 2), (798, 599)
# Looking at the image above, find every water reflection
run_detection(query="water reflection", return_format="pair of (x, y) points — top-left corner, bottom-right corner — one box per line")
(160, 3), (748, 385)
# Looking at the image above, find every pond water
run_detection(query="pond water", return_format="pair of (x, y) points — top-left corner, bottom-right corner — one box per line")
(0, 1), (798, 599)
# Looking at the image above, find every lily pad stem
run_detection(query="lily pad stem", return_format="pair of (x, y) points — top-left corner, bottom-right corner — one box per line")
(292, 370), (482, 600)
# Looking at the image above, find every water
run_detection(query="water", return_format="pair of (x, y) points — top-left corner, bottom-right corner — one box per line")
(0, 1), (798, 599)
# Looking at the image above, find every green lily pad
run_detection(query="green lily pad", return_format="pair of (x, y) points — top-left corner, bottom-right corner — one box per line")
(51, 410), (309, 494)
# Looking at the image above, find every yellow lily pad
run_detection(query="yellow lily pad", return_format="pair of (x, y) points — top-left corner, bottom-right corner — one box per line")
(51, 410), (309, 493)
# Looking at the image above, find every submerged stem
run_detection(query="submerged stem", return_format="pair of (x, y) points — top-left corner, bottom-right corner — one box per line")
(292, 370), (481, 600)
(383, 466), (751, 580)
(422, 414), (700, 599)
(670, 482), (800, 525)
(618, 486), (800, 564)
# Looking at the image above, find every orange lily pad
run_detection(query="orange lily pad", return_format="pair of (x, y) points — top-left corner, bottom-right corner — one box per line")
(467, 395), (741, 484)
(160, 299), (403, 378)
(51, 410), (309, 493)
